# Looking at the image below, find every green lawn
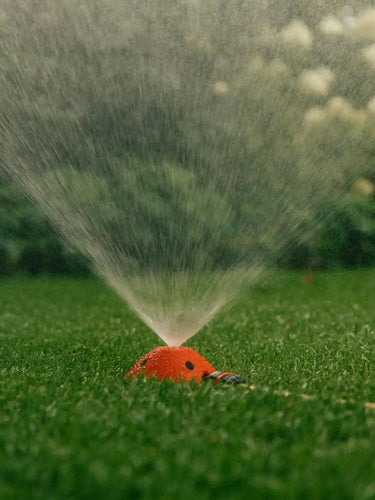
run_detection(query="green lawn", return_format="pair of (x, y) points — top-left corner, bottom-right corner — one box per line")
(1, 270), (375, 499)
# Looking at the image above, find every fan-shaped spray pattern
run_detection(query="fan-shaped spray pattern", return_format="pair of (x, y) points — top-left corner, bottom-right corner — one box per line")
(0, 1), (374, 345)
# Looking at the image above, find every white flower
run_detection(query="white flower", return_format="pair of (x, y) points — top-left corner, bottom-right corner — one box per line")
(326, 96), (354, 120)
(303, 106), (327, 126)
(320, 15), (345, 36)
(353, 9), (375, 39)
(352, 177), (375, 198)
(298, 67), (335, 96)
(211, 81), (229, 96)
(281, 20), (313, 49)
(326, 97), (368, 126)
(362, 43), (375, 69)
(351, 110), (368, 127)
(367, 96), (375, 114)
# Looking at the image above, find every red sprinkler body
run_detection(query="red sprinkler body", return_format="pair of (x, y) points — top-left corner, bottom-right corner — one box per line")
(126, 346), (246, 385)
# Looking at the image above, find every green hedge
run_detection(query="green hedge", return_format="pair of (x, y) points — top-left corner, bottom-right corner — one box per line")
(0, 181), (88, 276)
(279, 193), (375, 270)
(2, 178), (375, 275)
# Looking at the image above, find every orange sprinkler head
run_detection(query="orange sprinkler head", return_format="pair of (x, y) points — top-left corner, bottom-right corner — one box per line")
(125, 346), (247, 385)
(125, 346), (215, 383)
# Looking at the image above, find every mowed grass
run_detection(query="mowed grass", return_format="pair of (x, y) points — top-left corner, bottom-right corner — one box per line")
(1, 270), (375, 499)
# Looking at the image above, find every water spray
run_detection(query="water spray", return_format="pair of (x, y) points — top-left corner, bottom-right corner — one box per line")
(1, 1), (375, 383)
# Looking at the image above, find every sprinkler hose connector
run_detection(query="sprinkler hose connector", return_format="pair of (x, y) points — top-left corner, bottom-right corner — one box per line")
(202, 371), (247, 385)
(125, 346), (246, 385)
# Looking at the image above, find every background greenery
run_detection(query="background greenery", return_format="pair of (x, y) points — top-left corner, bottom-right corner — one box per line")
(0, 180), (88, 276)
(2, 178), (375, 275)
(1, 0), (375, 275)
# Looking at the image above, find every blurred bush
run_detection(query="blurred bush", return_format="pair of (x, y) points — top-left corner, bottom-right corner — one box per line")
(2, 174), (375, 275)
(1, 1), (375, 275)
(0, 179), (88, 275)
(279, 190), (375, 270)
(317, 194), (375, 268)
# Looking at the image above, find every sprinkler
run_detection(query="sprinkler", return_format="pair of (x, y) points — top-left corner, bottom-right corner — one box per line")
(126, 346), (246, 385)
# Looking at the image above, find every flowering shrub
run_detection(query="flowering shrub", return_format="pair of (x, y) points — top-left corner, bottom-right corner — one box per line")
(0, 1), (375, 273)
